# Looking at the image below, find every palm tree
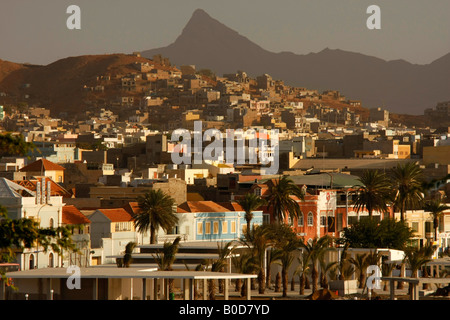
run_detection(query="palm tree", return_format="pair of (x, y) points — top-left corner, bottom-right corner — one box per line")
(403, 244), (434, 294)
(265, 248), (282, 289)
(266, 176), (304, 224)
(294, 251), (311, 295)
(337, 244), (355, 281)
(237, 193), (266, 236)
(122, 241), (137, 267)
(153, 237), (181, 297)
(423, 199), (450, 243)
(319, 258), (338, 289)
(240, 225), (271, 294)
(349, 253), (368, 289)
(391, 162), (424, 221)
(299, 236), (333, 293)
(267, 223), (300, 297)
(381, 261), (395, 291)
(238, 252), (259, 298)
(209, 241), (235, 300)
(134, 189), (178, 244)
(353, 170), (391, 219)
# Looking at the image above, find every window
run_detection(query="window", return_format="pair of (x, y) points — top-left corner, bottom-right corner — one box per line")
(231, 221), (236, 233)
(411, 222), (419, 232)
(197, 222), (203, 235)
(222, 221), (228, 234)
(213, 221), (219, 234)
(205, 222), (211, 235)
(298, 212), (304, 227)
(307, 212), (314, 226)
(49, 218), (54, 228)
(254, 188), (261, 196)
(320, 215), (327, 227)
(48, 253), (54, 268)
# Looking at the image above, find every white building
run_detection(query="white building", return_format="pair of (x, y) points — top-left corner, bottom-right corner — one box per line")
(0, 177), (64, 270)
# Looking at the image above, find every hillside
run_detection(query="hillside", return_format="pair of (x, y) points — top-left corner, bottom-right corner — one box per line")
(0, 54), (170, 116)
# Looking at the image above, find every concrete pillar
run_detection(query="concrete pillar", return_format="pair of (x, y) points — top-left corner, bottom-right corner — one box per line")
(203, 279), (208, 300)
(142, 278), (147, 300)
(389, 279), (396, 300)
(153, 279), (158, 300)
(48, 278), (53, 300)
(93, 278), (98, 300)
(246, 278), (251, 300)
(224, 279), (229, 300)
(183, 279), (190, 300)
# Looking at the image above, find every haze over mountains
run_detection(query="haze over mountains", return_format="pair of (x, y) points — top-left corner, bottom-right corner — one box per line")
(142, 9), (450, 115)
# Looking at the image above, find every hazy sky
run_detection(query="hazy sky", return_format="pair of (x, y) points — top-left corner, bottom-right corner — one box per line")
(1, 0), (449, 65)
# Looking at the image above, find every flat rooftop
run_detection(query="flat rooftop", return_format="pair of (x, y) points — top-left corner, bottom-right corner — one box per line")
(4, 265), (256, 280)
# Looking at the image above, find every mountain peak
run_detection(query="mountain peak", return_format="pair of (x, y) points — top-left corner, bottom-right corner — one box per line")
(191, 8), (211, 20)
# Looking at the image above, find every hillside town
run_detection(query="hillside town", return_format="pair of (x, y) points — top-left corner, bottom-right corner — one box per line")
(0, 53), (450, 301)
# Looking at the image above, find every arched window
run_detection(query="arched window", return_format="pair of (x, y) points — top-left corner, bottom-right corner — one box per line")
(49, 218), (54, 228)
(48, 253), (54, 268)
(29, 254), (35, 270)
(307, 212), (314, 226)
(298, 212), (304, 227)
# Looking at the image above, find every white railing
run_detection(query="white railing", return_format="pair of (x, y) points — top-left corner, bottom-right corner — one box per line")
(156, 234), (188, 243)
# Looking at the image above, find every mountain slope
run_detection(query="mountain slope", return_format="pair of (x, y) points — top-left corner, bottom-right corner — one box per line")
(0, 54), (160, 115)
(142, 9), (450, 115)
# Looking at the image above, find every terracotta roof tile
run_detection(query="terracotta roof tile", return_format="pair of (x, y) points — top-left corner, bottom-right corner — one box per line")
(98, 208), (133, 222)
(177, 201), (231, 213)
(62, 205), (91, 225)
(20, 159), (66, 172)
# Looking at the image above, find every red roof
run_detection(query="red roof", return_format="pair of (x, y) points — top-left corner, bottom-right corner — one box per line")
(20, 159), (65, 172)
(123, 202), (141, 215)
(97, 208), (133, 222)
(62, 205), (91, 225)
(177, 201), (231, 213)
(14, 177), (72, 197)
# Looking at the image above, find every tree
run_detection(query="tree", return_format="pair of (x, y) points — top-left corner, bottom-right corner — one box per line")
(153, 237), (181, 297)
(338, 218), (414, 250)
(209, 241), (235, 300)
(0, 133), (36, 158)
(319, 257), (337, 289)
(236, 252), (258, 298)
(266, 223), (299, 297)
(336, 243), (355, 281)
(266, 176), (304, 223)
(403, 244), (434, 278)
(122, 241), (137, 268)
(294, 252), (311, 295)
(0, 206), (76, 280)
(237, 193), (266, 236)
(134, 189), (178, 244)
(265, 248), (282, 289)
(423, 199), (450, 243)
(349, 253), (368, 289)
(353, 170), (391, 219)
(391, 162), (424, 221)
(240, 225), (271, 294)
(299, 235), (333, 293)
